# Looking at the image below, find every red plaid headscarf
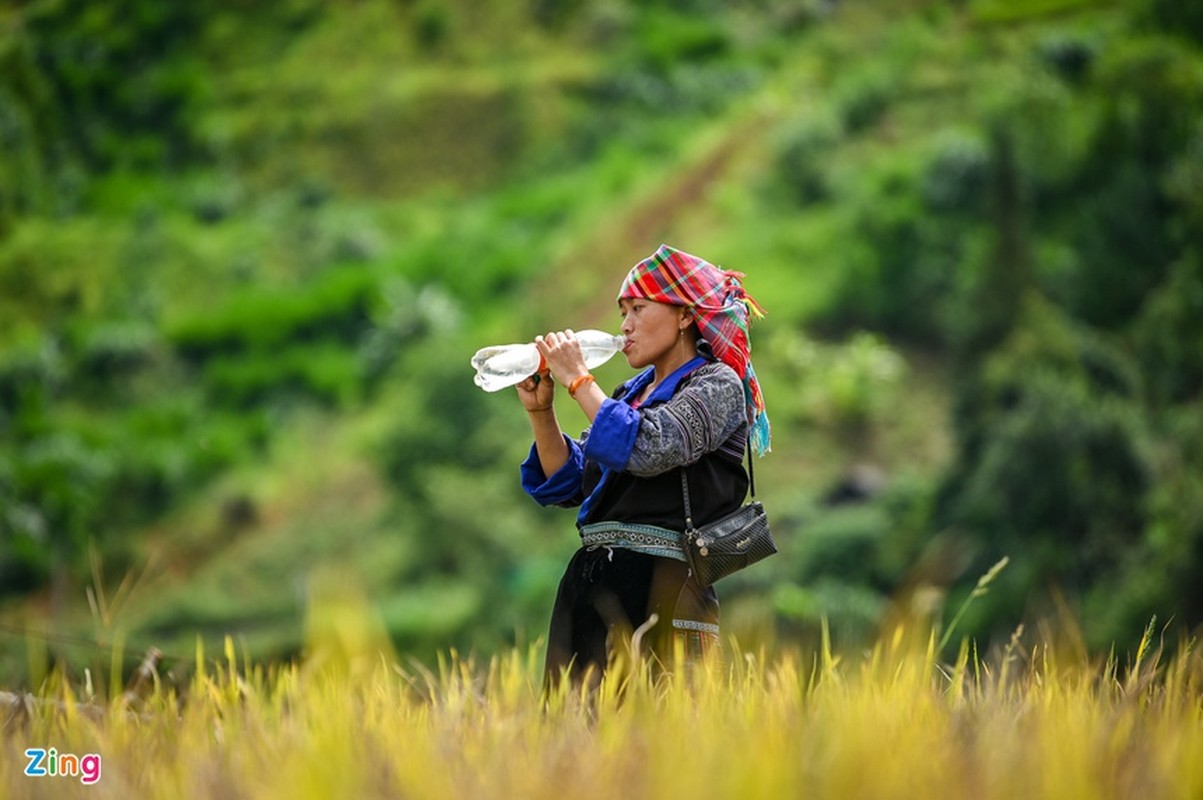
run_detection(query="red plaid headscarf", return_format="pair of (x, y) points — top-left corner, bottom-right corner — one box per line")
(618, 244), (770, 455)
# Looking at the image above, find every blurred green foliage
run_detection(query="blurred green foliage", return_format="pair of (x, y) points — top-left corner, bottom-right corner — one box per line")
(0, 0), (1201, 682)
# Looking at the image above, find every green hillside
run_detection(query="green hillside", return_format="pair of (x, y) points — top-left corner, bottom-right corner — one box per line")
(1, 0), (1201, 686)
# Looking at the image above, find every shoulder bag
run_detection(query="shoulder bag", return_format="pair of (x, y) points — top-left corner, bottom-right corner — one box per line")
(680, 442), (777, 587)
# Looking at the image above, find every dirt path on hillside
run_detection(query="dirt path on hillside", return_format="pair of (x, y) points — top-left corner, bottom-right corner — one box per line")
(529, 111), (773, 331)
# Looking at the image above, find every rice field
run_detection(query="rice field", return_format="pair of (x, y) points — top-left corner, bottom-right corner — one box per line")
(2, 616), (1201, 800)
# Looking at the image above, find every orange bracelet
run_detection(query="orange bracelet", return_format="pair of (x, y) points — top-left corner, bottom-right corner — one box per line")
(567, 373), (596, 398)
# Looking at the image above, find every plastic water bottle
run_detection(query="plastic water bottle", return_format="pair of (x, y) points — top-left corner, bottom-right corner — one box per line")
(471, 330), (625, 392)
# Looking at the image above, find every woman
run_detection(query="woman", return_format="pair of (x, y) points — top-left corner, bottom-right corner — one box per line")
(517, 244), (770, 686)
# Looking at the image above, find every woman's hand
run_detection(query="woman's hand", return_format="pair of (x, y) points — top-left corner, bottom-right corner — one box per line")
(534, 330), (590, 389)
(516, 369), (554, 413)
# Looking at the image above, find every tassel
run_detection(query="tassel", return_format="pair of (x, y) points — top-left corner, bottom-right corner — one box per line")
(751, 411), (772, 457)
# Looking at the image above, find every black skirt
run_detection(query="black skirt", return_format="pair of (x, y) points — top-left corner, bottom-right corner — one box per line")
(544, 546), (720, 686)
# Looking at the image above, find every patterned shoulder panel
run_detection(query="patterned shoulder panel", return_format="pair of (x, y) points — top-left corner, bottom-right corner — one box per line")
(626, 361), (747, 474)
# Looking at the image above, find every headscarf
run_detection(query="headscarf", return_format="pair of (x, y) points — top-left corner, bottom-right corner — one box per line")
(617, 244), (771, 456)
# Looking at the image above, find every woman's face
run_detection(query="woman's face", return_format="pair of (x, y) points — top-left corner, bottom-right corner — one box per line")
(618, 297), (687, 369)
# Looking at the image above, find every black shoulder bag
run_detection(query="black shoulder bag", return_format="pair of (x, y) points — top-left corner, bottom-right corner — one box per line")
(680, 443), (777, 587)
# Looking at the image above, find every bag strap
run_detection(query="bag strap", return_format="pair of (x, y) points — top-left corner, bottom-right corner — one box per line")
(746, 438), (756, 499)
(680, 436), (756, 534)
(681, 470), (695, 534)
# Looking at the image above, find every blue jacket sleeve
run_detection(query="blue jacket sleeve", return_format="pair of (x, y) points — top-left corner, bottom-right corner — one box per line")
(520, 434), (588, 507)
(582, 398), (641, 472)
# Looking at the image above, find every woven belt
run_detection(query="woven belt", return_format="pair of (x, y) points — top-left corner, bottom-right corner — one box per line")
(578, 521), (686, 562)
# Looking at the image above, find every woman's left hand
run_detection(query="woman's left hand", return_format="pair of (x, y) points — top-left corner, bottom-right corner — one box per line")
(534, 330), (589, 389)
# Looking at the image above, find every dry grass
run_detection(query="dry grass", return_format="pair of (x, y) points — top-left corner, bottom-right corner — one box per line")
(2, 611), (1201, 800)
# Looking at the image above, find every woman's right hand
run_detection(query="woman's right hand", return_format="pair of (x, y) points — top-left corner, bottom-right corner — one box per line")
(516, 369), (554, 412)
